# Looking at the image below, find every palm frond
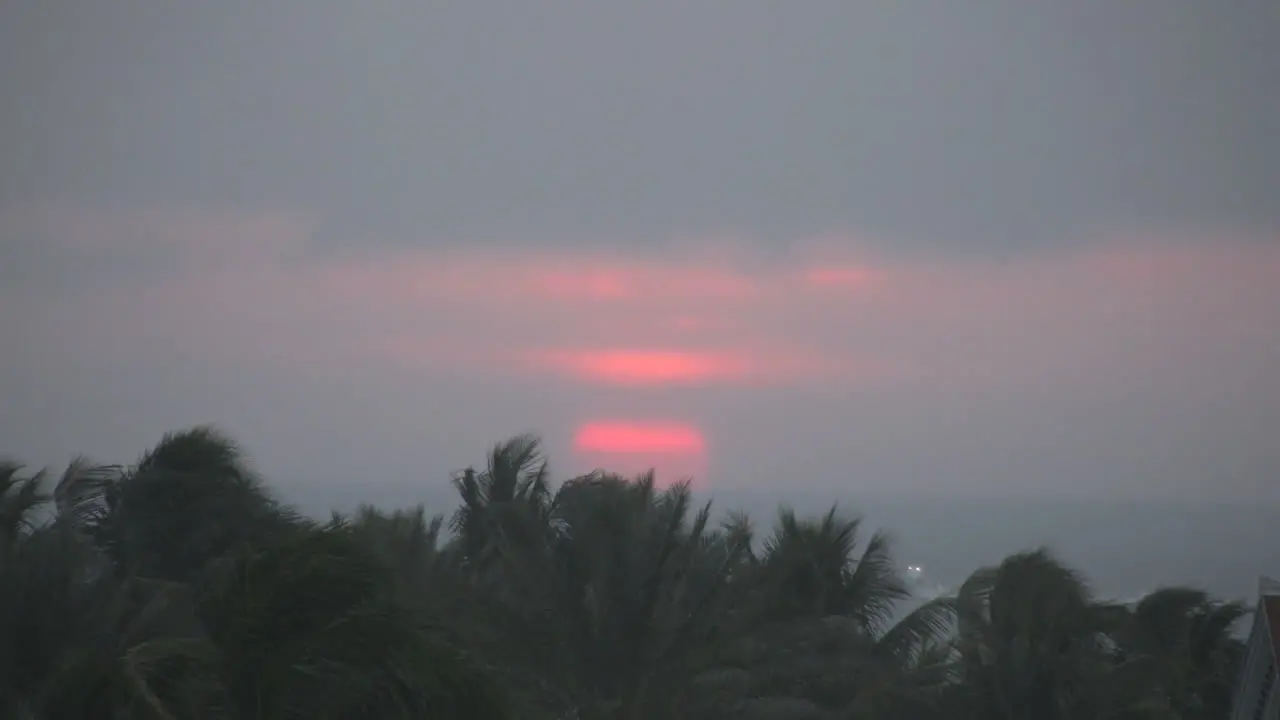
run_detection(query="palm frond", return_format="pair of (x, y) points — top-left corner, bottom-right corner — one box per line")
(0, 463), (48, 549)
(844, 530), (910, 635)
(874, 595), (957, 665)
(53, 457), (120, 529)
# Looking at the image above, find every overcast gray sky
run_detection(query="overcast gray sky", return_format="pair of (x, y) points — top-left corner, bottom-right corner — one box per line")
(3, 2), (1278, 508)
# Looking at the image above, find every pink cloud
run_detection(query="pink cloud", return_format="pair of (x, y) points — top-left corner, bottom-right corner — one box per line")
(525, 349), (755, 386)
(7, 206), (1278, 397)
(518, 347), (848, 387)
(6, 207), (1276, 499)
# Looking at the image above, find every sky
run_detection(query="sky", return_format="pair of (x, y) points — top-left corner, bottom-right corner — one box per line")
(3, 0), (1279, 553)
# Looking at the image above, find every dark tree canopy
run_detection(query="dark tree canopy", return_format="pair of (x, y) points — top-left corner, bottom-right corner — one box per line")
(0, 429), (1249, 720)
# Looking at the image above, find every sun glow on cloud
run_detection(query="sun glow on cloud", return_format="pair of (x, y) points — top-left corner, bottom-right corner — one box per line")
(8, 206), (1279, 412)
(527, 349), (755, 386)
(23, 207), (1275, 396)
(6, 206), (1280, 496)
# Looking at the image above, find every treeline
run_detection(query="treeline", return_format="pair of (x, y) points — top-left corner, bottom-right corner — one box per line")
(0, 427), (1247, 719)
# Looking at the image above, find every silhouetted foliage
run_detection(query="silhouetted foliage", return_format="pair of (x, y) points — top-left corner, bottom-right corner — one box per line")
(0, 429), (1248, 719)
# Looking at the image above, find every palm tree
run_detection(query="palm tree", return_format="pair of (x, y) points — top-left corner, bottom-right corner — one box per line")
(126, 521), (508, 719)
(86, 426), (302, 582)
(456, 465), (747, 720)
(1108, 587), (1248, 719)
(0, 462), (196, 719)
(345, 504), (457, 597)
(698, 505), (954, 719)
(754, 506), (909, 630)
(343, 503), (519, 707)
(4, 434), (511, 719)
(551, 473), (749, 719)
(950, 548), (1122, 720)
(450, 434), (554, 572)
(0, 461), (47, 555)
(844, 596), (958, 719)
(6, 430), (1261, 719)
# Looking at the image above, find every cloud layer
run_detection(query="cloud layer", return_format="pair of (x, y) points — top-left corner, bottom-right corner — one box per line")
(4, 206), (1277, 496)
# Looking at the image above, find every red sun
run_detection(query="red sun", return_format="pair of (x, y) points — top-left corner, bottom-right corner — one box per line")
(572, 421), (709, 488)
